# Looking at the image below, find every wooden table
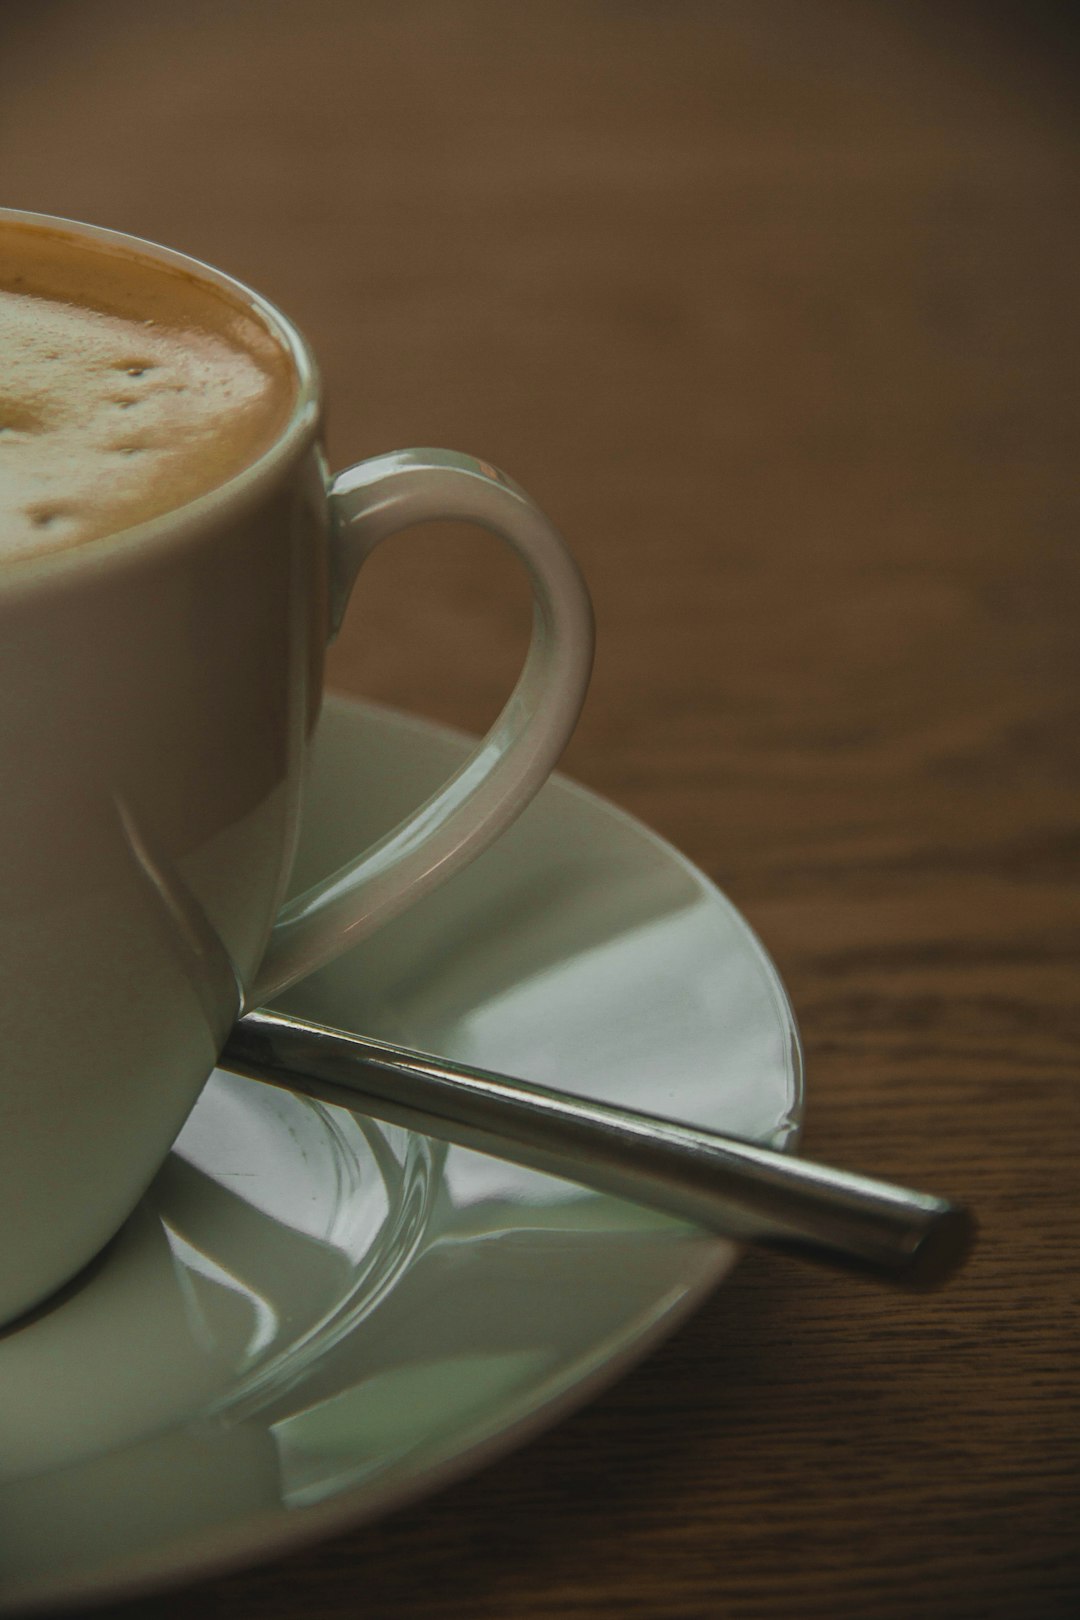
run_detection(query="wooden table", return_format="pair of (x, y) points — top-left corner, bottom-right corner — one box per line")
(3, 3), (1077, 1615)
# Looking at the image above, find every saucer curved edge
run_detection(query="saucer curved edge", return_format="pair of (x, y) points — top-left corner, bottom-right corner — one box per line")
(0, 693), (803, 1613)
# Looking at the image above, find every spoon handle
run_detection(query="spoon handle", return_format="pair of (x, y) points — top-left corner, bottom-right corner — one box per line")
(222, 1010), (975, 1290)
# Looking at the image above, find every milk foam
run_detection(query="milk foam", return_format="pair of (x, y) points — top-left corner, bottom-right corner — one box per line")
(0, 228), (295, 558)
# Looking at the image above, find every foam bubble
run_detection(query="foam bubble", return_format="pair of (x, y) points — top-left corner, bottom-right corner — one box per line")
(0, 234), (295, 559)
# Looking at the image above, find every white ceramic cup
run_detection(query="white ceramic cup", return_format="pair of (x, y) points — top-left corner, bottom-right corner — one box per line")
(0, 209), (593, 1327)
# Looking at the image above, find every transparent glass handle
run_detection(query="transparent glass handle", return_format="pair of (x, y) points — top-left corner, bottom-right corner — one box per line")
(252, 449), (593, 1005)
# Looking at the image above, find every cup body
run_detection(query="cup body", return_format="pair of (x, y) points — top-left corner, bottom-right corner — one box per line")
(0, 209), (595, 1327)
(0, 213), (327, 1324)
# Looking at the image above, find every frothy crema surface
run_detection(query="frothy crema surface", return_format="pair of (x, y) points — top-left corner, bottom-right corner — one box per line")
(0, 222), (296, 559)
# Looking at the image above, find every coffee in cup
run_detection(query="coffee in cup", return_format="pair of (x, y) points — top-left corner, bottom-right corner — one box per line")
(0, 220), (297, 554)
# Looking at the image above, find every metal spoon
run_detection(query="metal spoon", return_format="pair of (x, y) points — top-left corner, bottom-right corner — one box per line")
(223, 1009), (975, 1290)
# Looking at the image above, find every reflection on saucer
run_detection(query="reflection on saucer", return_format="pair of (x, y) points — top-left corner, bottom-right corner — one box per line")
(0, 1073), (430, 1483)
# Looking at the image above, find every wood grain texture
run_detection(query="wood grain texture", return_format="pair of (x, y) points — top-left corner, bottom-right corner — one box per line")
(1, 2), (1076, 1616)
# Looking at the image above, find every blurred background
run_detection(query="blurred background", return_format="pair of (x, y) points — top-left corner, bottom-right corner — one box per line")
(2, 3), (1075, 871)
(1, 4), (1077, 1618)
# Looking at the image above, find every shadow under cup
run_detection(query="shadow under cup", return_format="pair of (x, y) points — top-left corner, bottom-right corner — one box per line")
(0, 209), (327, 1327)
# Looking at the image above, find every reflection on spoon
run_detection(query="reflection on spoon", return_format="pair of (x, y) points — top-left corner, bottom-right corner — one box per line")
(223, 1010), (976, 1291)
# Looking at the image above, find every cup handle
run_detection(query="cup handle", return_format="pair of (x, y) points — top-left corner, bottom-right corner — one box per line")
(251, 448), (594, 1006)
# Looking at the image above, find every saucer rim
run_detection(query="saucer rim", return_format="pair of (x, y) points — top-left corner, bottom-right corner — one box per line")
(3, 693), (804, 1614)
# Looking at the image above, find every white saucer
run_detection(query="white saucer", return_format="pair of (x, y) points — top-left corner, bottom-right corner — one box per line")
(0, 695), (802, 1613)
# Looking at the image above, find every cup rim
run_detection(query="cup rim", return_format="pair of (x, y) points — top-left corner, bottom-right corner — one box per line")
(0, 208), (323, 584)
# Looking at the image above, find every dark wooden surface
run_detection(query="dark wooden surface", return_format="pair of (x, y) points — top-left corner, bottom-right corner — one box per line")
(3, 3), (1078, 1616)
